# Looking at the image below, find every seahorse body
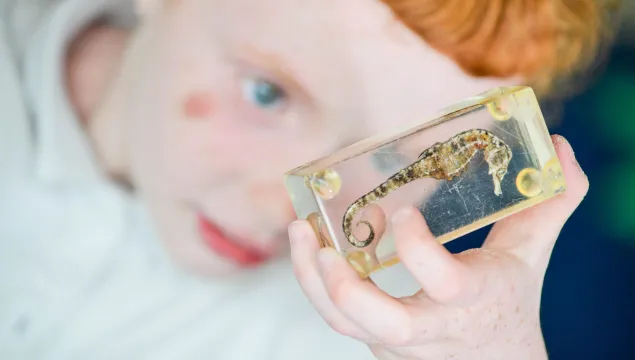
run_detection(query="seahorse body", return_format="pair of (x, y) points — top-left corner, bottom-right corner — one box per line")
(343, 129), (512, 248)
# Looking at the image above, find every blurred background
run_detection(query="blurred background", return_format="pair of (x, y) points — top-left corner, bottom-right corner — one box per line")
(448, 3), (635, 359)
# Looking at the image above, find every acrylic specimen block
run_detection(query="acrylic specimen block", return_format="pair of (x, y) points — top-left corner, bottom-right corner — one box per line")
(283, 86), (566, 278)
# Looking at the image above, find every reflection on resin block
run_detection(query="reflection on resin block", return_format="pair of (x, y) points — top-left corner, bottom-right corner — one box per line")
(284, 86), (566, 278)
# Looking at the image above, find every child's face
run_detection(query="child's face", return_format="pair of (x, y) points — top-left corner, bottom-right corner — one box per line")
(112, 0), (514, 276)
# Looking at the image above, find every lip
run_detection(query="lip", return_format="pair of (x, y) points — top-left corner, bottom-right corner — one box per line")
(197, 213), (270, 267)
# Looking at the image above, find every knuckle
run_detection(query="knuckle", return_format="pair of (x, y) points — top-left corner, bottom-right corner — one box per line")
(327, 277), (350, 307)
(328, 320), (358, 338)
(436, 285), (461, 303)
(381, 319), (413, 347)
(291, 261), (311, 284)
(431, 269), (466, 303)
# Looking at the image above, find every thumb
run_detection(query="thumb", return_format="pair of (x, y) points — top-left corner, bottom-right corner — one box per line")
(484, 135), (589, 271)
(393, 207), (481, 306)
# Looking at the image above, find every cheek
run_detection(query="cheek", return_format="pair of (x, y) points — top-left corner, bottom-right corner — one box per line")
(165, 90), (338, 197)
(161, 93), (250, 195)
(164, 133), (234, 195)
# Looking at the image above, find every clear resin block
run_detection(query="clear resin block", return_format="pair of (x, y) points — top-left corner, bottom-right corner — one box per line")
(284, 86), (566, 278)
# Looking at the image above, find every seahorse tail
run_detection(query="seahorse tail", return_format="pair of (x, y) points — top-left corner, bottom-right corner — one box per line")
(342, 162), (424, 248)
(343, 203), (375, 248)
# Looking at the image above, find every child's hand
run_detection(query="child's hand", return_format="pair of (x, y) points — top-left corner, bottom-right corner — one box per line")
(287, 135), (588, 360)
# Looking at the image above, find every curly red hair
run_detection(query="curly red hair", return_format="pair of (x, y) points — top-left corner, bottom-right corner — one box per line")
(383, 0), (618, 96)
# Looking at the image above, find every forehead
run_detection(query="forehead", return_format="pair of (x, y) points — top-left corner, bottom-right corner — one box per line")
(179, 0), (509, 132)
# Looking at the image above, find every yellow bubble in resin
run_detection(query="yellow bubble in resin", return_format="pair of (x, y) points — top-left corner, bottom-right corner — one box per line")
(310, 169), (342, 199)
(346, 251), (373, 276)
(516, 168), (543, 197)
(487, 99), (512, 121)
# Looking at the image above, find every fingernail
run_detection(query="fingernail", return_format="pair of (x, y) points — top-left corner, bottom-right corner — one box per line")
(392, 206), (415, 225)
(317, 248), (339, 270)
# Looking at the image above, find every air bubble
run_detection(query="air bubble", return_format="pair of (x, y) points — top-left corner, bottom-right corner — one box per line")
(516, 168), (543, 197)
(310, 169), (342, 199)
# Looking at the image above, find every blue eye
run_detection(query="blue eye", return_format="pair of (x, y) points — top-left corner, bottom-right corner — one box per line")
(243, 78), (286, 109)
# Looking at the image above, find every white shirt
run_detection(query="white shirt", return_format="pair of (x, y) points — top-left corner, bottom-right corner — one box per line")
(0, 1), (425, 358)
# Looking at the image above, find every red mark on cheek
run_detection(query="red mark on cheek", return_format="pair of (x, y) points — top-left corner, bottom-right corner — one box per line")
(183, 91), (216, 120)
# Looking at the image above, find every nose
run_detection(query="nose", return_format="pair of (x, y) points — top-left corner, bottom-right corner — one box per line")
(248, 183), (298, 227)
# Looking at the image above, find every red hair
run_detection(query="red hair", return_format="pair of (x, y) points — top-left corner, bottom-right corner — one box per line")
(383, 0), (618, 96)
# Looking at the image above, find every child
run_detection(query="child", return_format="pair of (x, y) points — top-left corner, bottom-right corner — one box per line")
(0, 0), (609, 359)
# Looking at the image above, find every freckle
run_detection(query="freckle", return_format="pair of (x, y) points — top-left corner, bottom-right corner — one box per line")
(515, 306), (520, 313)
(183, 91), (216, 120)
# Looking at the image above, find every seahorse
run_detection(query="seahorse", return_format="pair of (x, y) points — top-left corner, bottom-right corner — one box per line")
(342, 129), (513, 248)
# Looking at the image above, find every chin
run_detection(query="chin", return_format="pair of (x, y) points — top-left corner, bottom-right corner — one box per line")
(167, 246), (254, 278)
(162, 233), (278, 280)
